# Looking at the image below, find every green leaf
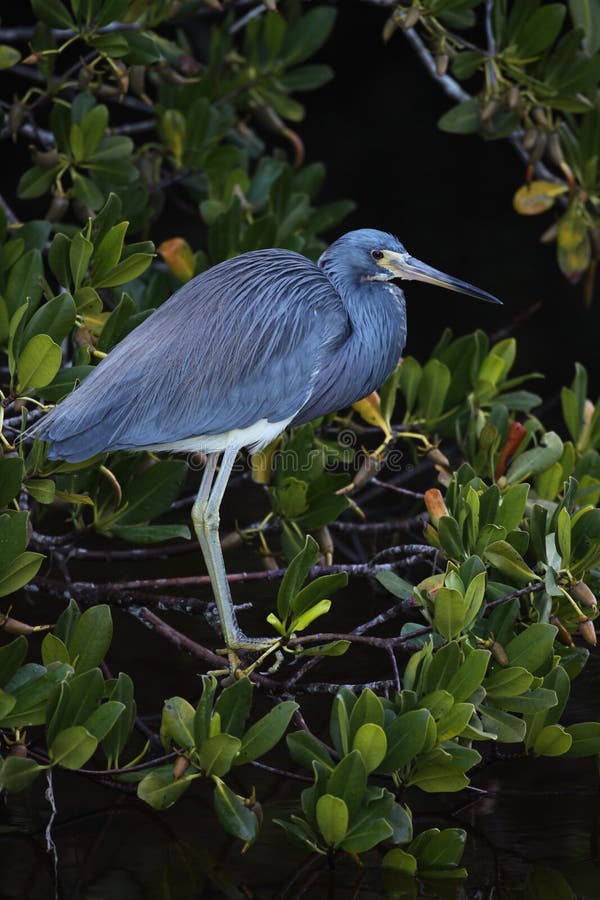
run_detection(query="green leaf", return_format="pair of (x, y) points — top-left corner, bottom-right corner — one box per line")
(493, 687), (558, 714)
(378, 709), (431, 773)
(327, 749), (367, 820)
(67, 605), (112, 673)
(291, 572), (347, 618)
(213, 777), (260, 844)
(513, 4), (565, 57)
(277, 534), (319, 619)
(109, 524), (191, 544)
(484, 539), (538, 585)
(533, 724), (572, 757)
(26, 479), (56, 505)
(436, 703), (474, 741)
(504, 622), (558, 674)
(438, 516), (465, 560)
(0, 756), (46, 792)
(348, 688), (384, 740)
(49, 725), (98, 769)
(286, 730), (334, 771)
(161, 697), (196, 752)
(505, 431), (564, 484)
(93, 253), (153, 289)
(418, 358), (451, 421)
(438, 99), (480, 134)
(447, 649), (491, 701)
(376, 570), (414, 600)
(69, 232), (93, 291)
(90, 221), (128, 281)
(84, 701), (125, 741)
(236, 700), (298, 764)
(197, 733), (241, 777)
(434, 588), (465, 640)
(351, 723), (387, 774)
(113, 460), (187, 526)
(214, 676), (253, 740)
(570, 0), (600, 54)
(484, 666), (534, 697)
(193, 675), (217, 748)
(17, 334), (62, 392)
(31, 0), (74, 28)
(101, 673), (136, 767)
(138, 767), (194, 809)
(406, 750), (470, 793)
(479, 704), (526, 742)
(382, 848), (418, 875)
(0, 689), (16, 718)
(565, 722), (600, 756)
(0, 458), (24, 506)
(0, 551), (44, 598)
(47, 667), (104, 744)
(282, 7), (337, 66)
(0, 636), (28, 686)
(0, 45), (20, 70)
(81, 105), (109, 158)
(18, 165), (60, 200)
(22, 292), (76, 349)
(316, 794), (348, 846)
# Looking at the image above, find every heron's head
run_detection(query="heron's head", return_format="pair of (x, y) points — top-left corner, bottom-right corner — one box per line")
(320, 228), (501, 305)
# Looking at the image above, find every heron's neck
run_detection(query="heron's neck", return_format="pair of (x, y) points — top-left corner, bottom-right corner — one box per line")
(331, 270), (407, 388)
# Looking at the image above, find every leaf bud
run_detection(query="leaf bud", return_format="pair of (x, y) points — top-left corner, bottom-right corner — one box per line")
(547, 132), (564, 168)
(435, 54), (449, 77)
(29, 145), (60, 169)
(1, 616), (34, 635)
(491, 640), (509, 667)
(578, 618), (597, 647)
(8, 742), (28, 758)
(583, 400), (595, 426)
(402, 8), (421, 30)
(427, 446), (450, 468)
(46, 194), (69, 223)
(550, 614), (574, 647)
(507, 85), (520, 109)
(570, 580), (597, 609)
(480, 98), (498, 123)
(523, 128), (538, 151)
(173, 755), (190, 780)
(129, 65), (146, 97)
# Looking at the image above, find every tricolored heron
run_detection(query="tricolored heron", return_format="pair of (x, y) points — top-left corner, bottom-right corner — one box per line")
(38, 229), (501, 652)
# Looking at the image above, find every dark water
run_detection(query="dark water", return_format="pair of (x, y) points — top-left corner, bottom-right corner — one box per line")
(3, 536), (600, 900)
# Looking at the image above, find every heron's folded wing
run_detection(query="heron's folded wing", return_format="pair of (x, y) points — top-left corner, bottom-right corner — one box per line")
(38, 250), (349, 461)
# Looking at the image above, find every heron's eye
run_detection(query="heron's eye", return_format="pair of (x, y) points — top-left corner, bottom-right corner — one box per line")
(371, 250), (384, 260)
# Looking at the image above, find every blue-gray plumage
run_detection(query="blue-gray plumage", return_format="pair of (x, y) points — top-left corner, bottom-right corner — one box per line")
(37, 228), (500, 655)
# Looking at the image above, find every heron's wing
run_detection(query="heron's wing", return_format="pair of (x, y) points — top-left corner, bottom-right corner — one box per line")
(39, 250), (350, 461)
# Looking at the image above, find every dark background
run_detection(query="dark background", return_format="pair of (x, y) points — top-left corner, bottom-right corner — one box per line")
(301, 1), (598, 399)
(1, 0), (597, 398)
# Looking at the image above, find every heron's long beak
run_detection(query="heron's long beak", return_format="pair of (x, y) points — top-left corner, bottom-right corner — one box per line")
(380, 250), (502, 305)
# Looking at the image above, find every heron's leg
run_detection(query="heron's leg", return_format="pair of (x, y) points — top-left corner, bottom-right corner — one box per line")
(192, 453), (218, 571)
(192, 448), (277, 652)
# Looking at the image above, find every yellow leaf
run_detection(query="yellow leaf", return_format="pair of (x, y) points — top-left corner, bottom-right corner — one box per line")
(513, 180), (568, 215)
(158, 238), (195, 283)
(557, 207), (591, 277)
(352, 391), (391, 435)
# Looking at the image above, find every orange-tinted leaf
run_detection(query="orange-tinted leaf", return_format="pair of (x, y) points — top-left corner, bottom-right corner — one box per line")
(424, 488), (448, 527)
(158, 238), (195, 283)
